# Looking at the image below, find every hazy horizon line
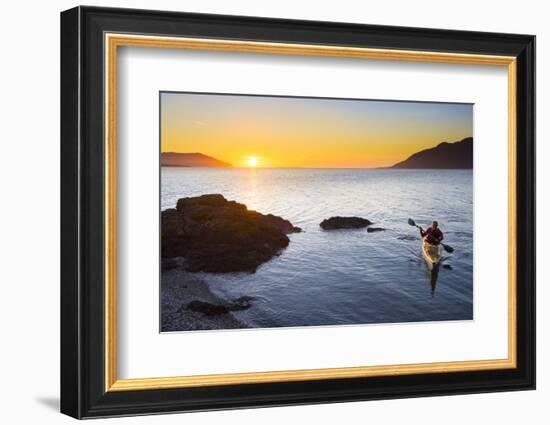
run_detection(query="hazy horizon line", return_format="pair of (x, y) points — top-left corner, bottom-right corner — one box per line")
(161, 165), (473, 170)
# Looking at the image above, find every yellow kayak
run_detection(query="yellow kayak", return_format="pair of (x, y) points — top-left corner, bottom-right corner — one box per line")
(422, 238), (441, 269)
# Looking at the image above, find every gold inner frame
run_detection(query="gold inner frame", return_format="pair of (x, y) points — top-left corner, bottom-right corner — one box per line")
(104, 33), (517, 392)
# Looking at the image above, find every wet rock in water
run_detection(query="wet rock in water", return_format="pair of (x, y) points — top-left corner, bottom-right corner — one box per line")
(186, 296), (255, 316)
(320, 216), (372, 230)
(186, 300), (229, 316)
(366, 227), (385, 233)
(443, 264), (453, 270)
(229, 296), (255, 311)
(162, 194), (301, 273)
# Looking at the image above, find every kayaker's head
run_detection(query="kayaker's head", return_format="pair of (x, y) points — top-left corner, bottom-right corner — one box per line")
(432, 220), (438, 230)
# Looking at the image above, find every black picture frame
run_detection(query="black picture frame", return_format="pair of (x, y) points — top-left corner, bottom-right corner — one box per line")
(61, 6), (535, 419)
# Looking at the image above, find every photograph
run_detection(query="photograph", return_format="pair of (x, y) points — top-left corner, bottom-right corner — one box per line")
(57, 5), (537, 418)
(160, 92), (474, 332)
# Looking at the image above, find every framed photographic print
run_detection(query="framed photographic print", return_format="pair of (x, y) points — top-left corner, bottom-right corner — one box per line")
(60, 6), (535, 419)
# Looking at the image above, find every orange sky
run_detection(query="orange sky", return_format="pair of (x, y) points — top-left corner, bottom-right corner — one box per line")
(161, 92), (473, 168)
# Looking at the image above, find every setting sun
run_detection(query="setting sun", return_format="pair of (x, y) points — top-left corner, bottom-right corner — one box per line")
(246, 156), (258, 167)
(161, 92), (473, 168)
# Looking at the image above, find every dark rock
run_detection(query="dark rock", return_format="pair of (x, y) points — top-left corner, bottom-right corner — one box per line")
(187, 300), (229, 316)
(366, 227), (385, 233)
(229, 296), (255, 311)
(442, 264), (453, 270)
(161, 258), (178, 271)
(320, 216), (372, 230)
(186, 296), (255, 316)
(261, 213), (302, 233)
(162, 194), (300, 273)
(161, 257), (185, 271)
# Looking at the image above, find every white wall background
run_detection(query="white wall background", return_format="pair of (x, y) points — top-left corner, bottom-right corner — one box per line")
(0, 1), (545, 423)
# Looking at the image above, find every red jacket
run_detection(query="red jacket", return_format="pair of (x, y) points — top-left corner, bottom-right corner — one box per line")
(421, 226), (444, 244)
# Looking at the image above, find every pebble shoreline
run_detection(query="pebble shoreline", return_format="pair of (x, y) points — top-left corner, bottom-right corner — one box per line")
(161, 263), (249, 332)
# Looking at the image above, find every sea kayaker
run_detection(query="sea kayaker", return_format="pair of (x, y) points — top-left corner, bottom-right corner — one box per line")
(420, 220), (444, 245)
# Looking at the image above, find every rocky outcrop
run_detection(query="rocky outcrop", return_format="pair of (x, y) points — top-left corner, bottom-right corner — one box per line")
(162, 194), (301, 273)
(320, 216), (372, 230)
(366, 227), (385, 233)
(186, 296), (255, 316)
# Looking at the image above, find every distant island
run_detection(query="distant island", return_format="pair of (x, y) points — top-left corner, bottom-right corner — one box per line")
(161, 152), (232, 168)
(390, 137), (473, 169)
(162, 138), (473, 169)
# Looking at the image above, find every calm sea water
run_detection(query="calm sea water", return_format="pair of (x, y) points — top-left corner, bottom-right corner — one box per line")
(162, 167), (473, 328)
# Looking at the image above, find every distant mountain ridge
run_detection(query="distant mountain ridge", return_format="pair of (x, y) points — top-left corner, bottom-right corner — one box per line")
(161, 152), (232, 168)
(390, 137), (473, 169)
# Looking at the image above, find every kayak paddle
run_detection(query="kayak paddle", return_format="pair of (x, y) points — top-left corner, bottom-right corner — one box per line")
(407, 218), (454, 254)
